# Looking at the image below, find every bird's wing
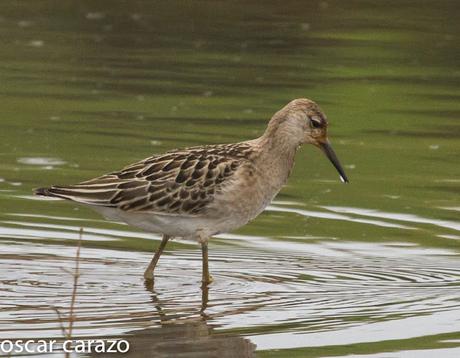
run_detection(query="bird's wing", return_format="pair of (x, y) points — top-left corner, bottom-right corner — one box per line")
(35, 142), (254, 216)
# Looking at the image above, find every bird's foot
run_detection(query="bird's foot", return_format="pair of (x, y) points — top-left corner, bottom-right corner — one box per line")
(144, 270), (154, 281)
(201, 274), (214, 287)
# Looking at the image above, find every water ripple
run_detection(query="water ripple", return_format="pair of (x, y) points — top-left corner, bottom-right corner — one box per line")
(1, 235), (460, 346)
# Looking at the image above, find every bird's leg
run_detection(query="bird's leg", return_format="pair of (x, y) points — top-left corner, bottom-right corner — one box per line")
(201, 241), (213, 287)
(200, 284), (209, 313)
(144, 234), (170, 281)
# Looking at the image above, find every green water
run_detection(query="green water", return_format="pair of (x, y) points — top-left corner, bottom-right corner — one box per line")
(1, 1), (459, 357)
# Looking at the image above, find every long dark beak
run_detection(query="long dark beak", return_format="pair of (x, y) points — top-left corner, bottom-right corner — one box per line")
(318, 140), (349, 183)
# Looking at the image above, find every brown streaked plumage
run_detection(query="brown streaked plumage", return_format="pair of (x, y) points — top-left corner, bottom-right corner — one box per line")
(36, 143), (252, 215)
(35, 98), (348, 286)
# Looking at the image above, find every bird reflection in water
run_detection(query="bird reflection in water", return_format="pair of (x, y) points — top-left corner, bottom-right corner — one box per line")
(92, 281), (256, 357)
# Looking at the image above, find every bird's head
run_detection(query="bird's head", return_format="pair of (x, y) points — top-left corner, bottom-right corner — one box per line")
(266, 98), (349, 183)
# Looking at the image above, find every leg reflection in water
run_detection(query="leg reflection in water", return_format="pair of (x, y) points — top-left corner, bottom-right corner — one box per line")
(94, 282), (256, 357)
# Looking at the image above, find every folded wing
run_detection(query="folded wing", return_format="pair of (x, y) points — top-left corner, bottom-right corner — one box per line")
(35, 143), (253, 216)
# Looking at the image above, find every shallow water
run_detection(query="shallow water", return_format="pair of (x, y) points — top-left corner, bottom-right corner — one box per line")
(1, 0), (459, 357)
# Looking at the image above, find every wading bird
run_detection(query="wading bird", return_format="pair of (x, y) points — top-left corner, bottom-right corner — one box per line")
(35, 98), (348, 287)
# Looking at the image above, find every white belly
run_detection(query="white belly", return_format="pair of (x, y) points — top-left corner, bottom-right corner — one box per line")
(92, 206), (247, 241)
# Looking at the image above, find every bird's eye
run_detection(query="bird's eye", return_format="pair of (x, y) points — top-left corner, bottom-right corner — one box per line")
(309, 117), (321, 129)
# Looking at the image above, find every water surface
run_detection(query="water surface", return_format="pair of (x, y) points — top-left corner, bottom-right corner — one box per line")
(0, 0), (459, 357)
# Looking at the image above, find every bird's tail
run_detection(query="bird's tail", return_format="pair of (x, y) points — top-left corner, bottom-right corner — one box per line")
(33, 184), (118, 206)
(34, 187), (52, 196)
(34, 187), (65, 199)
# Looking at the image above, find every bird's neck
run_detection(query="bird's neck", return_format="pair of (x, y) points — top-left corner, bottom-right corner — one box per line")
(253, 129), (301, 188)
